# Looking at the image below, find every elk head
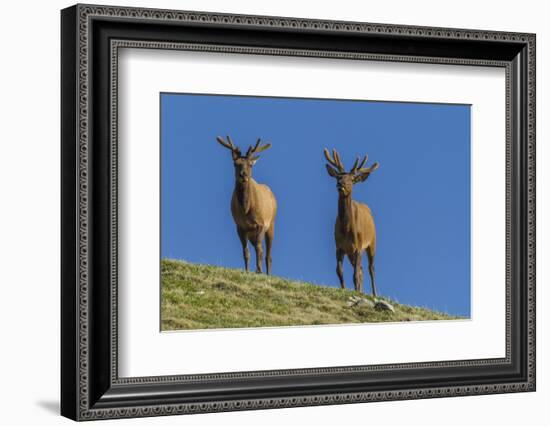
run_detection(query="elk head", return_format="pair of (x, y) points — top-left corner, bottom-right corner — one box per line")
(217, 136), (272, 184)
(324, 148), (379, 196)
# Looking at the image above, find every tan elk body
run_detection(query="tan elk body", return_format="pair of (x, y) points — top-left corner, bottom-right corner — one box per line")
(324, 148), (379, 295)
(217, 136), (277, 274)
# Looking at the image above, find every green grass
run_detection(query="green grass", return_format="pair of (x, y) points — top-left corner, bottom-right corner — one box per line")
(161, 259), (463, 331)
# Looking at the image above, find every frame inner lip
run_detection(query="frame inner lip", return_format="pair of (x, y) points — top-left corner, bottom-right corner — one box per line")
(109, 38), (513, 386)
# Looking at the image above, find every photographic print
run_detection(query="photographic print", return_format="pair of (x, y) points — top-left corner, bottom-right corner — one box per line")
(160, 93), (471, 331)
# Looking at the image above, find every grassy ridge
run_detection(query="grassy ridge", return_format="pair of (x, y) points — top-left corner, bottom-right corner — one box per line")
(161, 259), (461, 331)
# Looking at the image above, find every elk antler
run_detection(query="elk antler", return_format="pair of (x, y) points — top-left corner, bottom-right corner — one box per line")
(350, 155), (368, 174)
(246, 138), (272, 158)
(324, 148), (345, 173)
(358, 162), (379, 174)
(216, 135), (241, 158)
(352, 159), (379, 183)
(216, 135), (233, 150)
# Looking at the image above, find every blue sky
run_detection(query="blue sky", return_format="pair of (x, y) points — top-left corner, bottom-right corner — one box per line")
(161, 93), (471, 317)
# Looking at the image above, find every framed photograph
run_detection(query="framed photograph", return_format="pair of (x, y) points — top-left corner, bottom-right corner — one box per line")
(61, 4), (536, 421)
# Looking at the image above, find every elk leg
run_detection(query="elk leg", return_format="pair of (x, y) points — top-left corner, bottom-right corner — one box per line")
(353, 252), (364, 293)
(265, 223), (274, 275)
(366, 246), (377, 297)
(253, 232), (265, 274)
(336, 249), (345, 289)
(237, 227), (249, 272)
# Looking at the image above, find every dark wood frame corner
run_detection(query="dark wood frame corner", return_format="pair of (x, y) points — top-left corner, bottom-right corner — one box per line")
(61, 3), (535, 421)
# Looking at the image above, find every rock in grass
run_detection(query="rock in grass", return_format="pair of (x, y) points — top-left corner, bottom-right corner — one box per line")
(374, 300), (395, 313)
(356, 298), (375, 308)
(347, 296), (375, 309)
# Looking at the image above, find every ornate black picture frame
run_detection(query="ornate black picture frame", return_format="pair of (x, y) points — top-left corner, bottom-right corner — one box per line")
(61, 4), (536, 421)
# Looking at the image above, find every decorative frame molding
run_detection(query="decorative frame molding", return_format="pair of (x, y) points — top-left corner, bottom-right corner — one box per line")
(61, 4), (535, 421)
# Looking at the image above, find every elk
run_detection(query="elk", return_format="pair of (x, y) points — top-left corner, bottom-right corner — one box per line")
(216, 136), (277, 274)
(324, 148), (380, 296)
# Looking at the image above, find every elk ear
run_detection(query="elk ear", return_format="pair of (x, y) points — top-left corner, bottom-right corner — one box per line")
(249, 155), (260, 165)
(354, 162), (379, 183)
(325, 164), (339, 178)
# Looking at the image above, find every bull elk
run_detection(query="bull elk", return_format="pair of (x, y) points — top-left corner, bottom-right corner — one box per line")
(324, 148), (380, 295)
(216, 136), (277, 274)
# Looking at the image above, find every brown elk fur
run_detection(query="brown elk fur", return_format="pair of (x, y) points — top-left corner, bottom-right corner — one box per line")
(217, 136), (277, 274)
(324, 148), (379, 295)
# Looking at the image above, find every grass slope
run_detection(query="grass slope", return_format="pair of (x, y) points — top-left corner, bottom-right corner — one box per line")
(161, 259), (461, 331)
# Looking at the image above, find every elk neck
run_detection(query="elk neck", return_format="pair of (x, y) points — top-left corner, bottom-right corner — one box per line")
(338, 192), (354, 233)
(235, 178), (253, 213)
